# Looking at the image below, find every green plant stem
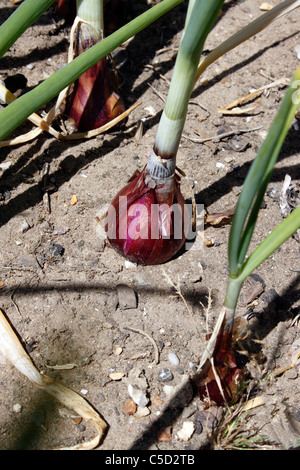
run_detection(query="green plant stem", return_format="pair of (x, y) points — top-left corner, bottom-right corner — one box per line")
(228, 68), (300, 277)
(0, 0), (55, 59)
(76, 0), (104, 41)
(223, 277), (243, 323)
(0, 0), (183, 141)
(223, 205), (300, 321)
(152, 0), (224, 161)
(240, 205), (300, 282)
(194, 0), (300, 85)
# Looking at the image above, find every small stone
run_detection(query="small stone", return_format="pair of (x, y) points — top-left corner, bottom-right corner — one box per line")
(158, 368), (173, 382)
(216, 162), (225, 168)
(116, 284), (137, 309)
(0, 161), (12, 171)
(124, 260), (137, 269)
(260, 3), (273, 11)
(295, 45), (300, 61)
(20, 219), (31, 233)
(122, 399), (137, 415)
(157, 426), (172, 442)
(181, 403), (198, 419)
(13, 403), (22, 413)
(195, 407), (222, 431)
(176, 421), (195, 441)
(48, 243), (64, 261)
(136, 406), (150, 418)
(168, 352), (180, 366)
(109, 372), (125, 381)
(114, 345), (123, 356)
(128, 384), (149, 407)
(194, 411), (203, 435)
(72, 417), (83, 424)
(71, 194), (78, 205)
(77, 423), (86, 432)
(151, 394), (164, 407)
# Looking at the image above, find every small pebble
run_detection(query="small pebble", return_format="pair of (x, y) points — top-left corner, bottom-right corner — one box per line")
(77, 423), (86, 432)
(157, 426), (172, 442)
(71, 194), (77, 205)
(20, 219), (31, 233)
(176, 421), (195, 441)
(260, 3), (273, 11)
(13, 403), (22, 413)
(124, 260), (137, 269)
(122, 399), (137, 415)
(158, 368), (173, 382)
(168, 352), (179, 366)
(181, 403), (198, 420)
(114, 345), (123, 356)
(194, 411), (204, 434)
(151, 394), (164, 407)
(116, 284), (137, 309)
(136, 406), (150, 418)
(128, 384), (149, 407)
(109, 372), (125, 381)
(48, 243), (64, 258)
(295, 45), (300, 61)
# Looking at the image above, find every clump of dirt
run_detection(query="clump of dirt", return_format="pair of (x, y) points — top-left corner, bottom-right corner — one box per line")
(0, 0), (299, 450)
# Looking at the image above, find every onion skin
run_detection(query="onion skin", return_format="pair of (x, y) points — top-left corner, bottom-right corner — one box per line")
(105, 166), (190, 265)
(194, 322), (244, 406)
(59, 1), (125, 132)
(64, 55), (125, 132)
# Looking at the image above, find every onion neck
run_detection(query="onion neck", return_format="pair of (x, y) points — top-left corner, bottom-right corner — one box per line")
(146, 0), (224, 181)
(76, 0), (104, 46)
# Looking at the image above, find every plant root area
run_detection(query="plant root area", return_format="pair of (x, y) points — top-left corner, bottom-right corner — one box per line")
(0, 0), (299, 450)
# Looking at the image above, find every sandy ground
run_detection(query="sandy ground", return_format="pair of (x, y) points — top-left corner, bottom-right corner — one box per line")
(0, 0), (299, 450)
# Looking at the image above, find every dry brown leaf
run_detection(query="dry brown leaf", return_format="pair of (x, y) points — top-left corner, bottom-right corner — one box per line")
(205, 208), (235, 227)
(0, 308), (106, 450)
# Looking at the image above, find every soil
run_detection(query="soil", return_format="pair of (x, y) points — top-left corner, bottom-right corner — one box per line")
(0, 0), (300, 451)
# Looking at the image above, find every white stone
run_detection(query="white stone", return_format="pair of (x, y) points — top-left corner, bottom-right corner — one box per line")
(168, 352), (179, 366)
(128, 384), (149, 407)
(176, 421), (195, 441)
(13, 403), (22, 413)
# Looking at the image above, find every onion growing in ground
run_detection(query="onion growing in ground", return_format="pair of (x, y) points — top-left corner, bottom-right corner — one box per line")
(63, 0), (125, 132)
(105, 0), (225, 265)
(106, 166), (190, 265)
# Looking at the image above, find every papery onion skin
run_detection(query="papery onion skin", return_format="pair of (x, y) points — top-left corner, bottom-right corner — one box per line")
(105, 166), (190, 265)
(62, 1), (125, 132)
(65, 56), (125, 132)
(195, 322), (244, 406)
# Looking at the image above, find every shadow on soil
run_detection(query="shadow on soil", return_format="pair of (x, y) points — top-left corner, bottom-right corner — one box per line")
(1, 273), (299, 449)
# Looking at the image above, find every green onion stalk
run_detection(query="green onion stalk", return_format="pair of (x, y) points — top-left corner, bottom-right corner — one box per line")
(0, 0), (184, 140)
(106, 0), (225, 265)
(195, 70), (300, 406)
(62, 0), (125, 132)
